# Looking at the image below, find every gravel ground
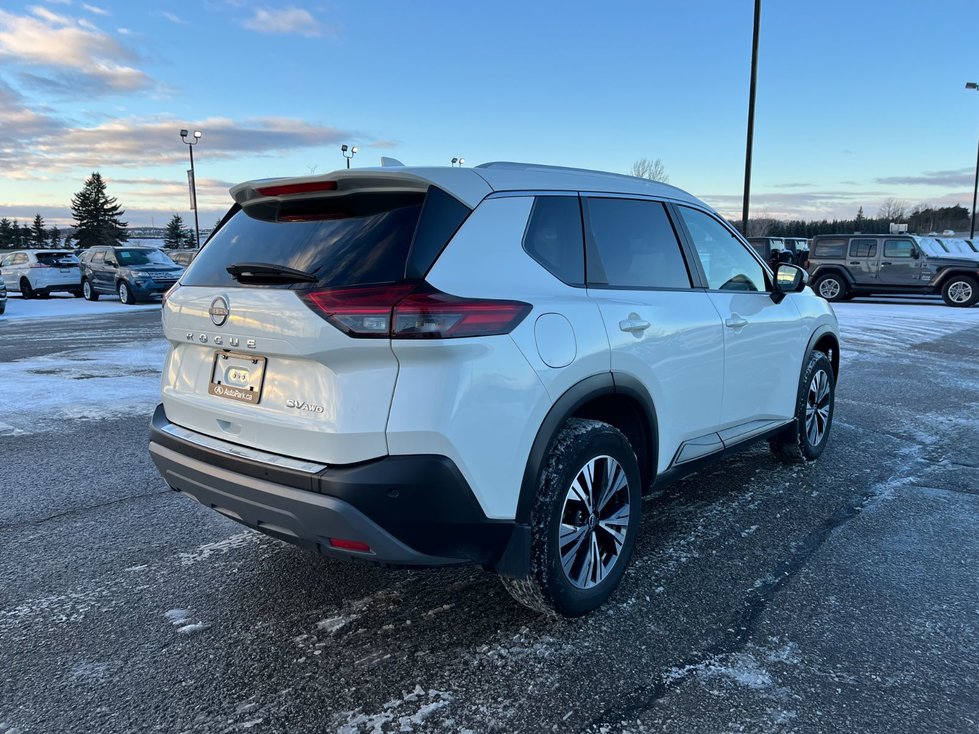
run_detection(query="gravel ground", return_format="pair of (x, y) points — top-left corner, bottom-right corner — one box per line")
(1, 301), (977, 734)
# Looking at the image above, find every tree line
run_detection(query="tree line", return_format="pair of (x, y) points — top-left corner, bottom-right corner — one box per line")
(738, 201), (973, 238)
(0, 172), (202, 251)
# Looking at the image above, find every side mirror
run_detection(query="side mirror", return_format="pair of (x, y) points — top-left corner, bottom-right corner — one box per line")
(911, 248), (920, 259)
(771, 263), (808, 303)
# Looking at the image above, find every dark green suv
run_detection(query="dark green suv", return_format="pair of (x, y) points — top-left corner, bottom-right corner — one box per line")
(808, 234), (979, 307)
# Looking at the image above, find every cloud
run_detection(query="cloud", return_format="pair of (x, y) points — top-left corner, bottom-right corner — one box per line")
(0, 77), (65, 152)
(158, 11), (187, 25)
(874, 168), (974, 187)
(243, 7), (329, 37)
(0, 7), (151, 94)
(770, 182), (813, 189)
(81, 3), (109, 15)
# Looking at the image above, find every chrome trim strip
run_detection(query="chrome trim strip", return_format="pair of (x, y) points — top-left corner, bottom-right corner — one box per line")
(160, 422), (328, 473)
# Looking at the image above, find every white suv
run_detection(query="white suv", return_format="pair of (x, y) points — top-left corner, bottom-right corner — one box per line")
(149, 163), (840, 616)
(0, 250), (83, 299)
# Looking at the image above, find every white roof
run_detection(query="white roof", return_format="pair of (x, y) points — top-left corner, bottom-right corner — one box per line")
(231, 161), (705, 211)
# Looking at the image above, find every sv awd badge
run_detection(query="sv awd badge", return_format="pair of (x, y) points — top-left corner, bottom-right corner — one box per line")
(286, 399), (325, 413)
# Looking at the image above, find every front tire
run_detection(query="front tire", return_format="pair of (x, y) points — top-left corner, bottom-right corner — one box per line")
(812, 274), (849, 302)
(770, 350), (835, 463)
(501, 419), (642, 617)
(118, 281), (137, 305)
(82, 279), (99, 301)
(20, 278), (34, 299)
(941, 275), (979, 307)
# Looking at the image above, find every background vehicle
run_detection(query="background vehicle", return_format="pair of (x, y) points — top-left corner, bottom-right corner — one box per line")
(0, 273), (6, 314)
(808, 234), (979, 306)
(79, 246), (183, 304)
(149, 162), (840, 617)
(168, 250), (199, 267)
(0, 250), (82, 299)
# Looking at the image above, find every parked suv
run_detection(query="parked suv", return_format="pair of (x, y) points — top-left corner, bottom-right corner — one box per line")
(0, 250), (82, 298)
(149, 163), (840, 616)
(79, 246), (183, 304)
(808, 234), (979, 306)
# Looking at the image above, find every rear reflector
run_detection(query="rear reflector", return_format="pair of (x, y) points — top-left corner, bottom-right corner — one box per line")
(255, 180), (338, 197)
(301, 282), (531, 339)
(329, 538), (371, 552)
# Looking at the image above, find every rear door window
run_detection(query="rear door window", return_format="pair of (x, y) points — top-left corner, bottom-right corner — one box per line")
(883, 239), (914, 258)
(584, 198), (691, 289)
(813, 239), (846, 258)
(849, 239), (877, 258)
(522, 196), (584, 286)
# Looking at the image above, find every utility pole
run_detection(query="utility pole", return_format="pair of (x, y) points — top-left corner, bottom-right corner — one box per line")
(741, 0), (761, 236)
(180, 129), (202, 248)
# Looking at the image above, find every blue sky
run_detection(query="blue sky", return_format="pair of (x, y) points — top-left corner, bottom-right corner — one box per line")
(1, 0), (977, 228)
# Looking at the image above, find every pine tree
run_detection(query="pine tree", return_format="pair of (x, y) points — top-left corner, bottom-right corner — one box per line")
(63, 233), (73, 250)
(30, 214), (46, 247)
(70, 172), (129, 248)
(0, 218), (12, 249)
(163, 214), (189, 249)
(49, 225), (61, 248)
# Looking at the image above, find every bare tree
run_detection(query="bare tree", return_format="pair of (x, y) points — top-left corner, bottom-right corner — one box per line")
(630, 157), (669, 183)
(877, 197), (907, 221)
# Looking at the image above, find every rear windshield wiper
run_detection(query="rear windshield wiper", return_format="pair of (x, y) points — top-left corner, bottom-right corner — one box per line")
(226, 262), (318, 284)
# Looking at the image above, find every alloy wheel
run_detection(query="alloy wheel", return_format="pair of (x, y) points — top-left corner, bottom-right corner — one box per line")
(947, 280), (974, 304)
(805, 369), (831, 447)
(559, 455), (631, 589)
(818, 278), (841, 299)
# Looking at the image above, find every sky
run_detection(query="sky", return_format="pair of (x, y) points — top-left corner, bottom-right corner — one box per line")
(0, 0), (977, 229)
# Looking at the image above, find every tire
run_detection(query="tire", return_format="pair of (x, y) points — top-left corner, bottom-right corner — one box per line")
(82, 279), (99, 301)
(72, 289), (83, 298)
(812, 274), (848, 302)
(0, 301), (5, 315)
(769, 350), (835, 463)
(941, 275), (979, 308)
(36, 290), (50, 299)
(118, 281), (137, 305)
(20, 278), (34, 300)
(501, 418), (642, 618)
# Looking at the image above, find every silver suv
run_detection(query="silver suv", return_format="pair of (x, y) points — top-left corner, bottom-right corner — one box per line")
(808, 234), (979, 307)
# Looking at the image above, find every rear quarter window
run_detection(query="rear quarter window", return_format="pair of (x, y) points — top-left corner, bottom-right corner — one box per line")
(522, 196), (584, 286)
(813, 239), (847, 258)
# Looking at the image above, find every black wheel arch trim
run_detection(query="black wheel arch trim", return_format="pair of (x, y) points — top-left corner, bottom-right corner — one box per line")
(514, 372), (659, 526)
(810, 266), (855, 286)
(805, 325), (840, 381)
(934, 268), (979, 288)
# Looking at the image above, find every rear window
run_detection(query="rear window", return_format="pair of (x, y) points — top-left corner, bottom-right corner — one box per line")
(36, 253), (79, 266)
(813, 239), (846, 258)
(183, 192), (425, 289)
(849, 239), (877, 258)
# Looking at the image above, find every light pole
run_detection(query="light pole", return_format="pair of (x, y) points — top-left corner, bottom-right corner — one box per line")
(741, 0), (761, 236)
(967, 82), (979, 239)
(341, 144), (358, 168)
(180, 129), (202, 248)
(450, 157), (465, 167)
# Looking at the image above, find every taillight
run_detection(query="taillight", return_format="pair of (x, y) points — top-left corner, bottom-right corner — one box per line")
(301, 283), (531, 339)
(29, 263), (50, 268)
(328, 538), (371, 553)
(162, 282), (180, 307)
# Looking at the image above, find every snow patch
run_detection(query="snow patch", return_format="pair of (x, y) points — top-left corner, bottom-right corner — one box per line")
(334, 687), (453, 734)
(0, 293), (159, 321)
(177, 531), (262, 565)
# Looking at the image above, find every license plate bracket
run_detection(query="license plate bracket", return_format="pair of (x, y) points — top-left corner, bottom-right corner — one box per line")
(208, 351), (267, 404)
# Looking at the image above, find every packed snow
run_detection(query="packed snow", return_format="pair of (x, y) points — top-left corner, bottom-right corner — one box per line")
(1, 293), (159, 321)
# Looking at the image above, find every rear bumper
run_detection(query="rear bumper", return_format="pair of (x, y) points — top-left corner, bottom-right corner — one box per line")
(148, 404), (521, 569)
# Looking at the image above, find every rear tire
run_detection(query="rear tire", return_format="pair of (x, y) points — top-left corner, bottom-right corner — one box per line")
(812, 274), (848, 302)
(941, 275), (979, 307)
(82, 279), (99, 301)
(769, 350), (835, 463)
(72, 289), (83, 298)
(501, 418), (642, 618)
(20, 278), (34, 299)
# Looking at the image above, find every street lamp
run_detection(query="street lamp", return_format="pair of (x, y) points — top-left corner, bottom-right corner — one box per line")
(341, 144), (358, 169)
(180, 128), (202, 248)
(966, 82), (979, 239)
(451, 157), (465, 167)
(741, 0), (762, 236)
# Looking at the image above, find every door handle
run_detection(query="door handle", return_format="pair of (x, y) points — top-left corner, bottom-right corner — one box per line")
(881, 261), (892, 265)
(849, 261), (860, 265)
(725, 315), (748, 329)
(618, 318), (650, 334)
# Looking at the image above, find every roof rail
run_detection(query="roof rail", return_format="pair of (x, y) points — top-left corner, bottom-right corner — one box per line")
(475, 161), (638, 182)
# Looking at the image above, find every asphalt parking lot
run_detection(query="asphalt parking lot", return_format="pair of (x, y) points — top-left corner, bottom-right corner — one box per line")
(1, 298), (978, 734)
